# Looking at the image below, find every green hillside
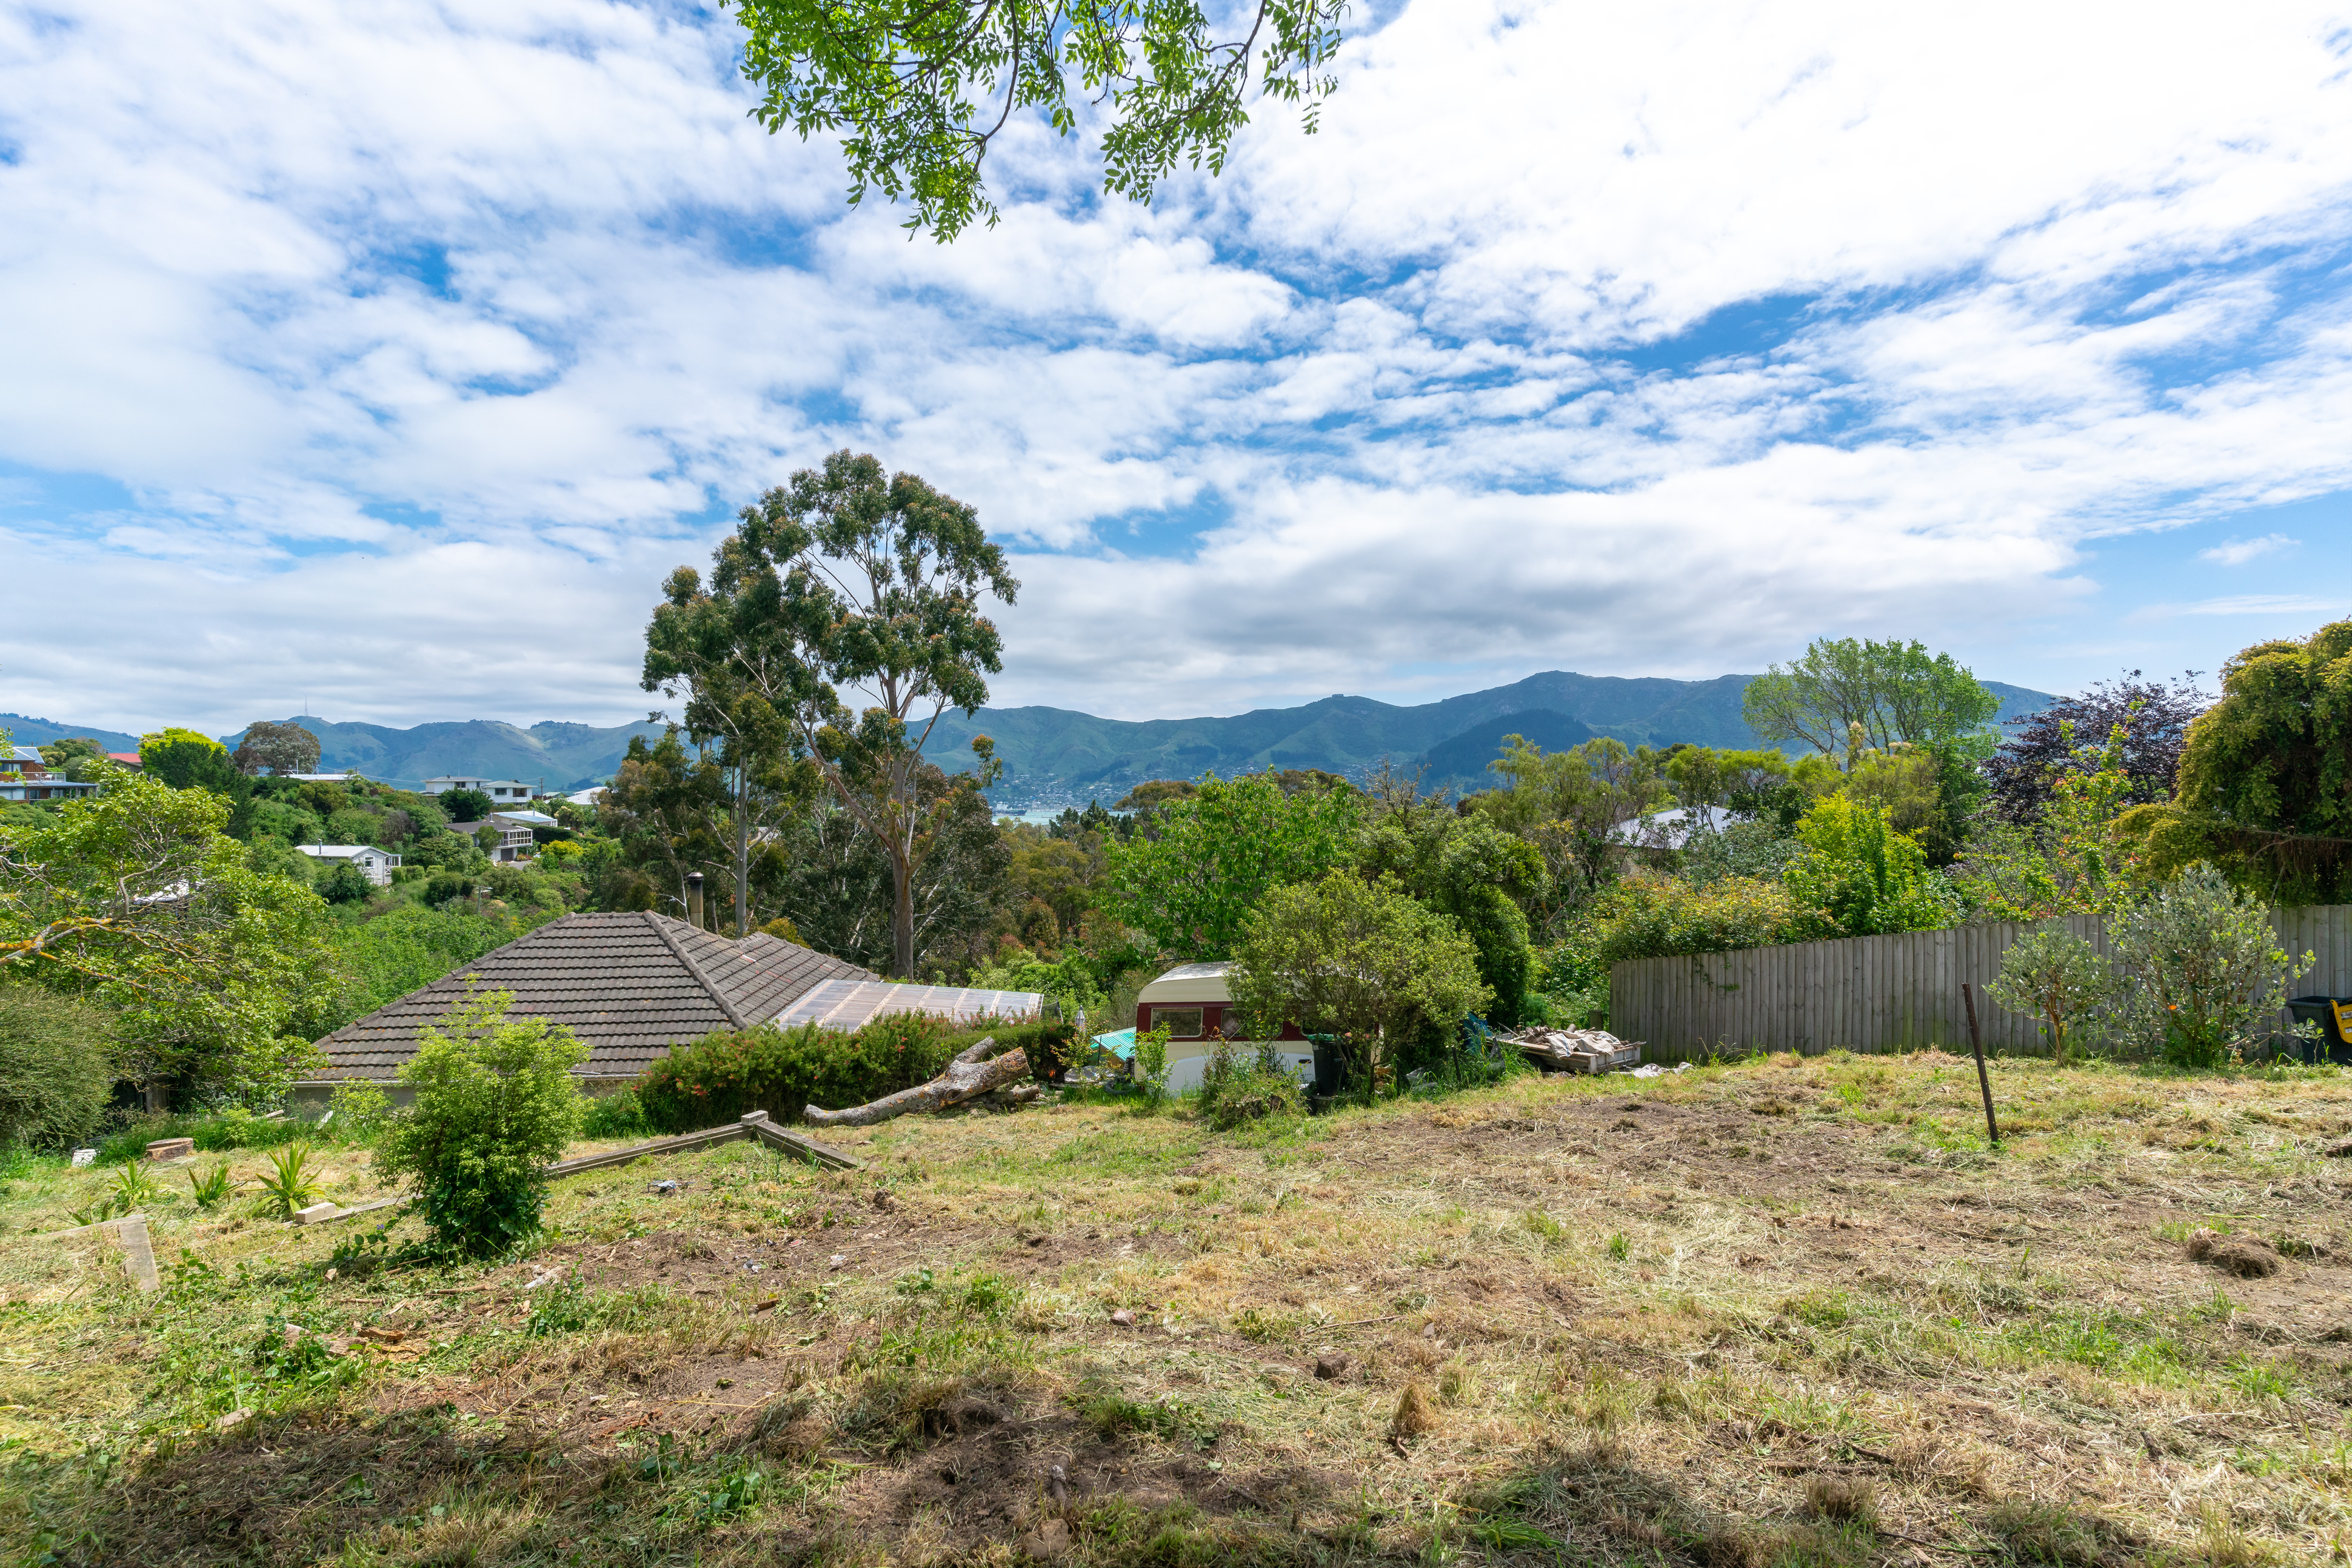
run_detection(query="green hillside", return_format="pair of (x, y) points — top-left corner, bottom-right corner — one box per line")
(934, 672), (2056, 806)
(12, 671), (2053, 801)
(0, 713), (142, 752)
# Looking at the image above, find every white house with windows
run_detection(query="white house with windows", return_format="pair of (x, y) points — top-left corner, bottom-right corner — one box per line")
(296, 844), (403, 886)
(445, 810), (555, 862)
(424, 776), (537, 802)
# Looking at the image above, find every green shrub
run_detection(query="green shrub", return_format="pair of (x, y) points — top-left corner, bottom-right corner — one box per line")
(326, 1079), (395, 1143)
(375, 990), (585, 1256)
(1132, 1024), (1172, 1109)
(636, 1013), (1075, 1133)
(0, 987), (116, 1149)
(423, 873), (474, 907)
(317, 862), (374, 905)
(580, 1087), (650, 1140)
(1587, 870), (1798, 967)
(2109, 864), (2306, 1067)
(1197, 1043), (1304, 1130)
(640, 1015), (956, 1132)
(1986, 926), (2113, 1063)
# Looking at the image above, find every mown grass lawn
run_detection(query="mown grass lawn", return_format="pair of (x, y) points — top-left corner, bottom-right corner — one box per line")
(2, 1050), (2349, 1566)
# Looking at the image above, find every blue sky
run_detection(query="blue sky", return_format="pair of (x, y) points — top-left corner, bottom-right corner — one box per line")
(2, 0), (2348, 735)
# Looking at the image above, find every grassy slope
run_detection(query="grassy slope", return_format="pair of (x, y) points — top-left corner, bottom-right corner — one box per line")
(2, 1053), (2347, 1566)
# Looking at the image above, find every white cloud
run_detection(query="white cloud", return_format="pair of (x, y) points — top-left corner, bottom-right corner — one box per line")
(2133, 593), (2345, 620)
(2198, 533), (2299, 565)
(1, 0), (2351, 733)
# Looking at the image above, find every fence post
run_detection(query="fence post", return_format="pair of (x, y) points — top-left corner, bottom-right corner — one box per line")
(1962, 983), (1999, 1147)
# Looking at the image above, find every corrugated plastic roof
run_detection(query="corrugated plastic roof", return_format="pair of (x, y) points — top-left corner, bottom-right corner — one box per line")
(309, 910), (876, 1083)
(775, 978), (1045, 1032)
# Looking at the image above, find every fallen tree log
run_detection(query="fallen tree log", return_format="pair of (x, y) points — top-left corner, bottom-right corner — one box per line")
(803, 1036), (1032, 1127)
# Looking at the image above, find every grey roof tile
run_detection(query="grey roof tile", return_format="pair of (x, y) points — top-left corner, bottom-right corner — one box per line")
(308, 911), (876, 1082)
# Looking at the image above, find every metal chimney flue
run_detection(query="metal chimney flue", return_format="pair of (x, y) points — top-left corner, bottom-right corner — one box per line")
(686, 872), (704, 930)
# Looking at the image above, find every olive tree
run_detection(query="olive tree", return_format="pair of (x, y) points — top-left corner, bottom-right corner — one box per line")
(1984, 926), (2111, 1064)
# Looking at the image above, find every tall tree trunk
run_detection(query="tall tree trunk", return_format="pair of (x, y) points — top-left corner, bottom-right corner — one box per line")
(733, 767), (751, 938)
(891, 844), (915, 976)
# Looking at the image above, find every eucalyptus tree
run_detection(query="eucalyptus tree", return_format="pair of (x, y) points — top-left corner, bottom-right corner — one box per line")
(644, 519), (826, 936)
(650, 451), (1018, 975)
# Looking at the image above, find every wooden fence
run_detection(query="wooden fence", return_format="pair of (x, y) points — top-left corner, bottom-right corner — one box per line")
(1609, 905), (2352, 1060)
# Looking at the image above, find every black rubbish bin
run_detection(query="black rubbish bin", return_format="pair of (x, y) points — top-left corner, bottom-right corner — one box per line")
(2285, 996), (2352, 1064)
(1308, 1035), (1343, 1099)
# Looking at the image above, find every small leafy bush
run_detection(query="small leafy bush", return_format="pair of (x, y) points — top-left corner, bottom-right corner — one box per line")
(374, 989), (584, 1256)
(255, 1144), (324, 1217)
(580, 1087), (650, 1140)
(0, 987), (116, 1150)
(2109, 864), (2306, 1067)
(317, 861), (374, 905)
(326, 1079), (395, 1144)
(1584, 870), (1797, 966)
(1986, 926), (2112, 1063)
(1131, 1024), (1172, 1109)
(1197, 1042), (1303, 1131)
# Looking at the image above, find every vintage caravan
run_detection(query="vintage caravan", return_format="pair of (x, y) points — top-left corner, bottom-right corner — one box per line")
(1131, 961), (1313, 1094)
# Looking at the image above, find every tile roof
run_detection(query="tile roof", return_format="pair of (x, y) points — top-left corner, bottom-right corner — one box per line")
(309, 911), (877, 1083)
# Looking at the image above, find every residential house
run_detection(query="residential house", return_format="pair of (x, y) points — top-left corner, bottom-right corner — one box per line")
(423, 775), (538, 802)
(490, 808), (557, 861)
(1132, 961), (1312, 1094)
(443, 810), (547, 862)
(0, 747), (100, 803)
(295, 844), (403, 886)
(296, 911), (878, 1102)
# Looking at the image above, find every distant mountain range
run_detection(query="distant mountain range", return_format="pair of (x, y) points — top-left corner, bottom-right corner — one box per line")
(930, 671), (2057, 806)
(0, 712), (663, 792)
(2, 670), (2056, 802)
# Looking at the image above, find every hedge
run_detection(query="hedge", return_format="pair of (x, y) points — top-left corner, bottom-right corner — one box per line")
(637, 1014), (1076, 1133)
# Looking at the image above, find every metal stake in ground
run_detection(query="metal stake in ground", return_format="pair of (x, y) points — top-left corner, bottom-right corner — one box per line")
(1962, 983), (1999, 1147)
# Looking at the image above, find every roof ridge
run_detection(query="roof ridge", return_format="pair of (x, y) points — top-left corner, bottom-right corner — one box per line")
(647, 912), (750, 1030)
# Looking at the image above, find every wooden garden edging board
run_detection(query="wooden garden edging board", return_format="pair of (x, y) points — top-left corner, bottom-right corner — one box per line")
(1610, 904), (2352, 1061)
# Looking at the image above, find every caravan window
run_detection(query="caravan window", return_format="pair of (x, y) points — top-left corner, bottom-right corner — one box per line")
(1150, 1007), (1204, 1039)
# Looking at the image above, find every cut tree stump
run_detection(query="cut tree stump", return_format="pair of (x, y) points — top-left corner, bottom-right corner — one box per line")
(804, 1037), (1032, 1127)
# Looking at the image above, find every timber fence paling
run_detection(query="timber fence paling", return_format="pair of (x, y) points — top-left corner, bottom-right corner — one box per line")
(1612, 905), (2352, 1063)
